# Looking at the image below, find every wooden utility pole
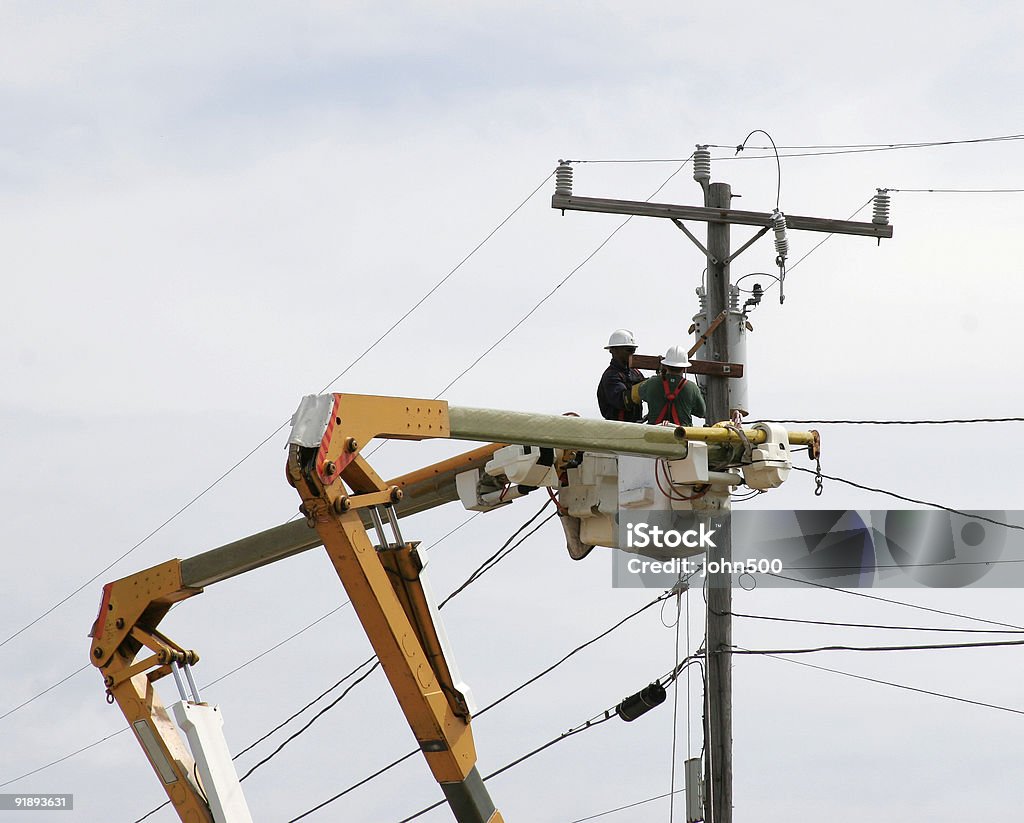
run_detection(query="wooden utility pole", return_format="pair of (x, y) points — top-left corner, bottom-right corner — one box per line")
(703, 181), (733, 823)
(551, 159), (892, 823)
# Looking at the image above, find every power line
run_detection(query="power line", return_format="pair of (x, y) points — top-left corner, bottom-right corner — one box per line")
(233, 656), (378, 761)
(282, 589), (674, 821)
(2, 173), (551, 656)
(566, 132), (1024, 163)
(758, 417), (1024, 425)
(765, 571), (1024, 631)
(0, 665), (89, 723)
(725, 610), (1024, 634)
(395, 712), (621, 823)
(785, 197), (873, 274)
(791, 465), (1024, 532)
(394, 655), (705, 823)
(750, 651), (1024, 717)
(237, 661), (382, 782)
(567, 789), (686, 822)
(731, 638), (1024, 655)
(0, 728), (128, 790)
(434, 158), (693, 397)
(887, 188), (1024, 193)
(438, 503), (554, 608)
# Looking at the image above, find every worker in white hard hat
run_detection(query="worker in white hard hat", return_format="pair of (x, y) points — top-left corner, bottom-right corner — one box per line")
(597, 329), (645, 422)
(631, 344), (706, 426)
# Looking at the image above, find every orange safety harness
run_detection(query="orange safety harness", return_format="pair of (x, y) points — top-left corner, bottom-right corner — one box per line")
(652, 376), (689, 425)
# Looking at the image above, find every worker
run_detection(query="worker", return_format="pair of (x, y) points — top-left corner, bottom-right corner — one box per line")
(597, 329), (645, 422)
(632, 345), (706, 426)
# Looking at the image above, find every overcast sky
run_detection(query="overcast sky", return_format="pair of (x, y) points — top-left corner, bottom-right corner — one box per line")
(3, 3), (1024, 822)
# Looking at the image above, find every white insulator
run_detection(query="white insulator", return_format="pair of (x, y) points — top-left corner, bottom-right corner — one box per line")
(872, 188), (890, 225)
(729, 284), (740, 311)
(695, 286), (707, 313)
(693, 145), (711, 184)
(555, 160), (574, 196)
(771, 209), (789, 260)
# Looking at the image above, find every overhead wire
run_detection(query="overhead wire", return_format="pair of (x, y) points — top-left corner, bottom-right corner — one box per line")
(731, 638), (1024, 655)
(791, 465), (1024, 532)
(0, 665), (90, 723)
(748, 652), (1024, 717)
(756, 417), (1024, 425)
(724, 611), (1024, 634)
(433, 157), (694, 397)
(2, 172), (553, 655)
(765, 571), (1024, 631)
(567, 788), (686, 822)
(282, 589), (676, 821)
(0, 513), (481, 731)
(565, 132), (1024, 163)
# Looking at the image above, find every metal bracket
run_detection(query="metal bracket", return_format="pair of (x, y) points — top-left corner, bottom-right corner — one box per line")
(671, 218), (716, 264)
(723, 225), (770, 265)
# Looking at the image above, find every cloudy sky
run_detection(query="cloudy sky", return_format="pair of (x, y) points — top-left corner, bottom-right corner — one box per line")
(3, 3), (1024, 821)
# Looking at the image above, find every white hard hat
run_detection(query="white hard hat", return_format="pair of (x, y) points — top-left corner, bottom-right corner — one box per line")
(605, 329), (637, 349)
(662, 344), (690, 368)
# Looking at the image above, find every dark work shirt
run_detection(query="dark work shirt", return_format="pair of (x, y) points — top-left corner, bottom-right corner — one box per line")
(597, 359), (645, 421)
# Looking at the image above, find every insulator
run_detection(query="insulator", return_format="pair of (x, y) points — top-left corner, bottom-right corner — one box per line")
(771, 209), (789, 260)
(729, 284), (740, 311)
(695, 286), (707, 312)
(872, 188), (890, 225)
(693, 145), (711, 184)
(616, 682), (667, 722)
(555, 160), (574, 197)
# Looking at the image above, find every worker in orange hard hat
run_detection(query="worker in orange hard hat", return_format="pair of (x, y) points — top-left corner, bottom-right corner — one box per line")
(631, 344), (706, 426)
(597, 329), (645, 422)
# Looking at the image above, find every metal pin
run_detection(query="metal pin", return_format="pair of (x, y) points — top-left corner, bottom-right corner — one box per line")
(171, 662), (189, 702)
(183, 663), (202, 704)
(369, 507), (389, 548)
(385, 505), (405, 547)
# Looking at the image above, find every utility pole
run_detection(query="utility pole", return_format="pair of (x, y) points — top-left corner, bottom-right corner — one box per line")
(702, 180), (733, 823)
(551, 156), (892, 823)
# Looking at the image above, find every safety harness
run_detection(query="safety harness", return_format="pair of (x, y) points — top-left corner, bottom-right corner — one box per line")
(652, 376), (690, 425)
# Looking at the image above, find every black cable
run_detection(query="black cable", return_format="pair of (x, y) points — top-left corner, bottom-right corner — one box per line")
(396, 712), (619, 822)
(397, 655), (704, 823)
(735, 129), (782, 208)
(233, 656), (377, 760)
(2, 174), (551, 656)
(724, 610), (1024, 634)
(286, 750), (420, 822)
(438, 502), (554, 608)
(203, 514), (481, 691)
(765, 571), (1024, 631)
(750, 651), (1024, 717)
(477, 591), (673, 717)
(758, 417), (1024, 425)
(238, 662), (382, 782)
(731, 638), (1024, 655)
(792, 465), (1024, 532)
(283, 590), (674, 821)
(888, 187), (1024, 193)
